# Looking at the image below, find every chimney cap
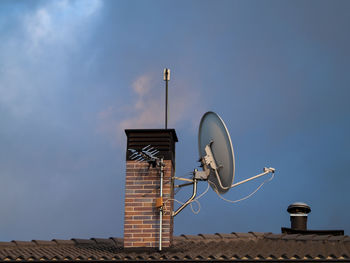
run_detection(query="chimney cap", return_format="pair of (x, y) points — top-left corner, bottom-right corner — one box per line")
(287, 202), (311, 214)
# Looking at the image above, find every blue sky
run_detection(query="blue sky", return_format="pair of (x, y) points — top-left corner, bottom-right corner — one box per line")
(0, 0), (349, 241)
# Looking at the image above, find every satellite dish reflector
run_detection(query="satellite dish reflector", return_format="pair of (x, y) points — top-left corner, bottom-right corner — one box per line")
(172, 111), (275, 217)
(198, 111), (235, 194)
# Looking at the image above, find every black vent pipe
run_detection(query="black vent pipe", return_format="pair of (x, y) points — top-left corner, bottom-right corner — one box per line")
(287, 202), (311, 230)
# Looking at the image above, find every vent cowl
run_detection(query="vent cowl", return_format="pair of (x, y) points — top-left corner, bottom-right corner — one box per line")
(287, 202), (311, 230)
(282, 202), (344, 235)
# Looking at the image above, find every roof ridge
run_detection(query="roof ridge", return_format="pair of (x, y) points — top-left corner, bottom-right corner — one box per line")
(2, 231), (349, 245)
(0, 237), (124, 248)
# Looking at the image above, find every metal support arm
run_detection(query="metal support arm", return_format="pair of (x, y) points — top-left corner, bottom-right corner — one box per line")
(172, 179), (198, 217)
(171, 168), (275, 217)
(174, 176), (194, 182)
(175, 182), (194, 188)
(230, 167), (275, 188)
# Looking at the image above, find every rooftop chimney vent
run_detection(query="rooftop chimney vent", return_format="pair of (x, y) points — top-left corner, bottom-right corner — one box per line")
(287, 202), (311, 231)
(282, 202), (344, 235)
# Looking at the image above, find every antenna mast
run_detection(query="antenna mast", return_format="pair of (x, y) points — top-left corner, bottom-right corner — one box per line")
(164, 68), (170, 129)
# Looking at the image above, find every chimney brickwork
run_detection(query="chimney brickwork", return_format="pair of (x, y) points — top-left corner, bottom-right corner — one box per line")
(124, 129), (177, 248)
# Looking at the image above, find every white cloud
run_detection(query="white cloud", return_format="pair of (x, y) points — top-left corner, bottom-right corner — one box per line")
(97, 72), (204, 145)
(0, 0), (102, 117)
(26, 8), (52, 47)
(24, 0), (102, 50)
(132, 74), (152, 97)
(97, 73), (162, 143)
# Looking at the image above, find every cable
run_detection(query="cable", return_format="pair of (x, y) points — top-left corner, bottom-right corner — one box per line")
(195, 181), (210, 200)
(164, 198), (201, 214)
(174, 187), (182, 195)
(186, 182), (210, 214)
(164, 182), (210, 215)
(208, 172), (275, 203)
(167, 171), (274, 215)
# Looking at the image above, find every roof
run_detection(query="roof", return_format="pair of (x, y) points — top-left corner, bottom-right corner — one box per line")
(0, 232), (349, 262)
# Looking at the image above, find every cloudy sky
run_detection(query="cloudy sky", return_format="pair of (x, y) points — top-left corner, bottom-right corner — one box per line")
(0, 0), (349, 241)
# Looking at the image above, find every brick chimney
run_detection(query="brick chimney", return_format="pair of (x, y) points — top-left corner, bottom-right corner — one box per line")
(124, 129), (178, 248)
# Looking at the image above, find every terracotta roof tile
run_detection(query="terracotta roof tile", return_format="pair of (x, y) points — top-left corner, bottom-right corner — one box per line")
(90, 239), (114, 246)
(171, 236), (185, 244)
(265, 233), (283, 240)
(0, 232), (349, 261)
(51, 240), (74, 246)
(179, 234), (202, 240)
(312, 235), (330, 241)
(71, 239), (95, 246)
(197, 233), (220, 240)
(11, 241), (35, 247)
(108, 238), (122, 247)
(32, 240), (56, 246)
(232, 232), (256, 239)
(214, 233), (235, 239)
(295, 234), (315, 241)
(0, 242), (16, 248)
(329, 235), (347, 241)
(250, 231), (269, 238)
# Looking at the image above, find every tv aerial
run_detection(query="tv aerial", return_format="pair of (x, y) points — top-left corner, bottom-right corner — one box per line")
(172, 111), (275, 216)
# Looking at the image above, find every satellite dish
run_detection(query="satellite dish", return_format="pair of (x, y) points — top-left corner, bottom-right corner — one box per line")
(198, 111), (235, 194)
(172, 111), (275, 216)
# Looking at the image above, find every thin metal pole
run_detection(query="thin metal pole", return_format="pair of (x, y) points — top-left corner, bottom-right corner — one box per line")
(165, 73), (168, 129)
(159, 158), (164, 251)
(164, 68), (170, 129)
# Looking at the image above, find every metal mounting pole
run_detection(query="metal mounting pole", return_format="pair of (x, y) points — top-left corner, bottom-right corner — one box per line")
(163, 68), (170, 129)
(159, 158), (164, 251)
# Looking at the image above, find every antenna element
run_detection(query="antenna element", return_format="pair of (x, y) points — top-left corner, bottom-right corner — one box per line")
(128, 145), (165, 251)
